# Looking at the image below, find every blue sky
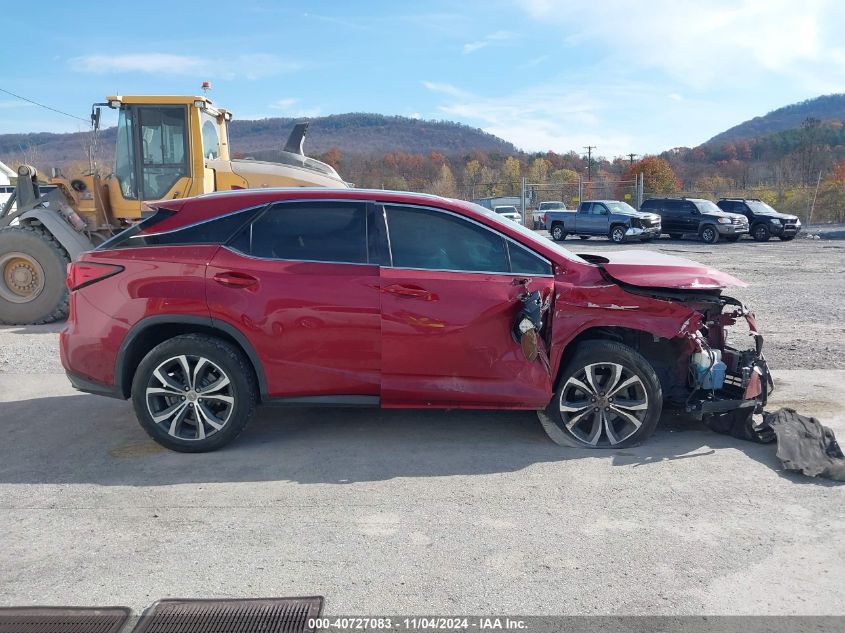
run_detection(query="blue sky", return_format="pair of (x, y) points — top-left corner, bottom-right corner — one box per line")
(1, 0), (844, 157)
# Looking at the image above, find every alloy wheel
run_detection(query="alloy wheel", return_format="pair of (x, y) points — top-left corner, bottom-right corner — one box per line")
(611, 227), (626, 243)
(145, 355), (235, 441)
(558, 362), (649, 446)
(702, 227), (717, 243)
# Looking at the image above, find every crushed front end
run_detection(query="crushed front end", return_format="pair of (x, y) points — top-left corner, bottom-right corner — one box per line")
(683, 295), (774, 440)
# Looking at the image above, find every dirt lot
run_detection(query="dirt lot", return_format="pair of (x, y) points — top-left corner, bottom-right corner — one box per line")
(0, 233), (843, 616)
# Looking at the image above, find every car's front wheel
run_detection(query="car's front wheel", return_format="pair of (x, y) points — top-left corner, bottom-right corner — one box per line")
(131, 334), (257, 452)
(609, 225), (627, 243)
(752, 224), (771, 242)
(538, 341), (662, 448)
(700, 225), (720, 244)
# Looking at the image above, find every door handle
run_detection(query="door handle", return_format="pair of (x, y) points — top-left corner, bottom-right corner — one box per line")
(213, 271), (258, 288)
(383, 284), (434, 300)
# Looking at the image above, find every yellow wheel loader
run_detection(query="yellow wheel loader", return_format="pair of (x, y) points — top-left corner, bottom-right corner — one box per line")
(0, 95), (347, 325)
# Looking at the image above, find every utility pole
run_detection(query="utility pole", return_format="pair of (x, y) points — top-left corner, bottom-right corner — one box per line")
(583, 145), (596, 183)
(627, 153), (638, 167)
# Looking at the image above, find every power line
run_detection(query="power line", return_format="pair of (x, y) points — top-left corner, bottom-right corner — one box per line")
(0, 87), (89, 123)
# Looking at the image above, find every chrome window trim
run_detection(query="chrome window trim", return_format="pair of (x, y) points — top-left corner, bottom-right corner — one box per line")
(380, 202), (554, 277)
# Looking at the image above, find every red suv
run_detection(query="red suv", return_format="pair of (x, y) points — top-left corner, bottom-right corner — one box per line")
(60, 188), (771, 452)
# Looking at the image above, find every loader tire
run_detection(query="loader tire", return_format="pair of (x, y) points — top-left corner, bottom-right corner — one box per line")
(0, 225), (70, 325)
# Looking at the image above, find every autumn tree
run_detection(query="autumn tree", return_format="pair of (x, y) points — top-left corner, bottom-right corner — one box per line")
(494, 156), (522, 196)
(320, 148), (342, 170)
(527, 157), (551, 183)
(623, 156), (680, 194)
(429, 163), (457, 197)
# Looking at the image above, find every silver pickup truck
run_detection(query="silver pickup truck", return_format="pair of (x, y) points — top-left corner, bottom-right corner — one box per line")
(544, 199), (662, 243)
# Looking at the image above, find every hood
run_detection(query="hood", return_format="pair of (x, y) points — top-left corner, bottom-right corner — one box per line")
(620, 210), (660, 220)
(577, 250), (747, 289)
(763, 210), (799, 221)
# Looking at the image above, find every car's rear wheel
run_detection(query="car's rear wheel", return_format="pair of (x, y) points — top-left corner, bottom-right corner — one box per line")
(609, 225), (627, 243)
(550, 224), (566, 241)
(538, 341), (662, 448)
(752, 224), (771, 242)
(131, 334), (257, 452)
(700, 225), (720, 244)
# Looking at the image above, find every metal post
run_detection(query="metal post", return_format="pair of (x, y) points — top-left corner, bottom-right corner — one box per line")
(520, 177), (527, 227)
(578, 176), (583, 204)
(637, 172), (644, 209)
(808, 170), (822, 225)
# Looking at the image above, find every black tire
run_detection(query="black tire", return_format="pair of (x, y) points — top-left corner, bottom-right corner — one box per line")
(579, 235), (590, 240)
(609, 225), (627, 243)
(131, 334), (257, 452)
(0, 225), (70, 325)
(669, 233), (683, 240)
(538, 340), (662, 448)
(779, 235), (795, 241)
(699, 225), (720, 244)
(752, 223), (771, 242)
(724, 235), (740, 243)
(550, 224), (567, 241)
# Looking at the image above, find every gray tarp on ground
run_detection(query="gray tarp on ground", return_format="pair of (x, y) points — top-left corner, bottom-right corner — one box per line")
(763, 408), (845, 481)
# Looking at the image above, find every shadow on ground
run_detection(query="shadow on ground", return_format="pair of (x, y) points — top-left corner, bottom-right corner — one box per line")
(0, 393), (834, 487)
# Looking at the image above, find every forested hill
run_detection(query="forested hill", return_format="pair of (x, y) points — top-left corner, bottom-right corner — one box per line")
(705, 93), (845, 145)
(0, 113), (517, 169)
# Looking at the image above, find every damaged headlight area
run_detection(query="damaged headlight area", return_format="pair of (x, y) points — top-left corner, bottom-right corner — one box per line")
(684, 295), (774, 441)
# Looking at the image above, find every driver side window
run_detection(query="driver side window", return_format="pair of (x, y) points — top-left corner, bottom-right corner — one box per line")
(385, 205), (509, 273)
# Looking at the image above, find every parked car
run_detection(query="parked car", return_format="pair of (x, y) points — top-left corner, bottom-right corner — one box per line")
(494, 205), (521, 222)
(544, 200), (661, 243)
(61, 188), (770, 452)
(716, 198), (801, 242)
(639, 197), (748, 244)
(534, 201), (566, 229)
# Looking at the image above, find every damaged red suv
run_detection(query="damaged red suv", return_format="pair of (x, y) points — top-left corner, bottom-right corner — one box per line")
(60, 189), (772, 452)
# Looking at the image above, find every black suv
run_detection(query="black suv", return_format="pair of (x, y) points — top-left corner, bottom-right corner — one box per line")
(716, 198), (801, 242)
(639, 197), (749, 244)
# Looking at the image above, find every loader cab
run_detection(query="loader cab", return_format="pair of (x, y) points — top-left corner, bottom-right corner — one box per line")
(105, 95), (230, 219)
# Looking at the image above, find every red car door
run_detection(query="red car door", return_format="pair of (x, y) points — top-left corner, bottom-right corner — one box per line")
(379, 204), (554, 409)
(206, 201), (382, 401)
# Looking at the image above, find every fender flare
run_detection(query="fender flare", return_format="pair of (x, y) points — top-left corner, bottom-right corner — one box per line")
(20, 208), (95, 260)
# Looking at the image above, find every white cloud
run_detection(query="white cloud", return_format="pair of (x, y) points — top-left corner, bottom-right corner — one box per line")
(69, 53), (301, 80)
(269, 98), (321, 118)
(462, 29), (518, 54)
(517, 0), (845, 90)
(421, 81), (637, 156)
(0, 100), (34, 109)
(668, 93), (684, 102)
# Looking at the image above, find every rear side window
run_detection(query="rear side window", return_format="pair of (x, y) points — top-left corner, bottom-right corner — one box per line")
(231, 201), (368, 264)
(386, 205), (509, 273)
(640, 199), (658, 210)
(507, 242), (552, 276)
(100, 208), (259, 249)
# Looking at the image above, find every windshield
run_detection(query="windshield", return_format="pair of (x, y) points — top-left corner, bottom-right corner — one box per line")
(540, 202), (565, 210)
(495, 206), (517, 213)
(746, 200), (779, 214)
(605, 201), (638, 214)
(694, 199), (725, 214)
(468, 202), (586, 263)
